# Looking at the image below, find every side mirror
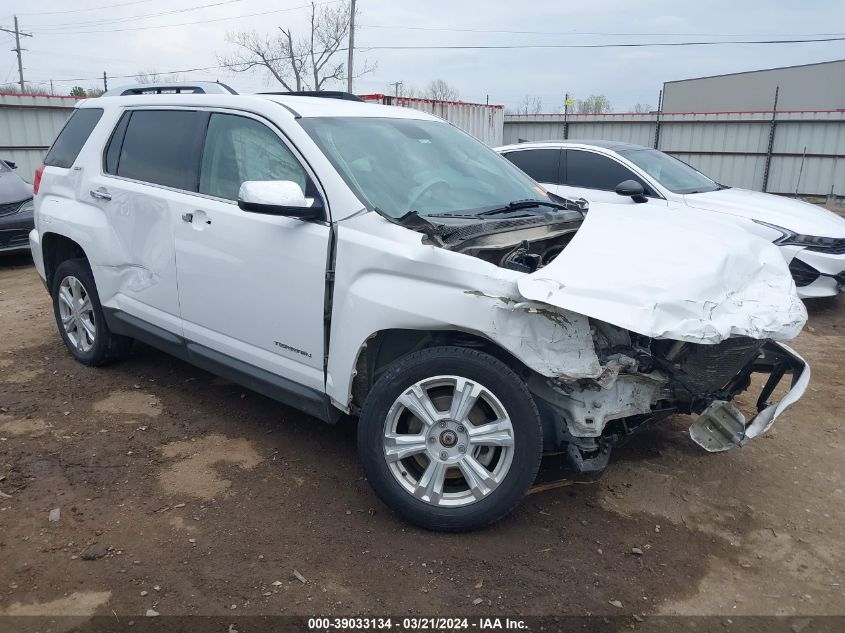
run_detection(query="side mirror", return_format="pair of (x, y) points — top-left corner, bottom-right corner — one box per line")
(615, 179), (648, 203)
(237, 180), (323, 219)
(2, 159), (17, 169)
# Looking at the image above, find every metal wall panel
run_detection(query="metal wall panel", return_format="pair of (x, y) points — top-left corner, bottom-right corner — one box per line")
(503, 110), (845, 197)
(360, 94), (504, 146)
(568, 121), (655, 146)
(0, 93), (77, 181)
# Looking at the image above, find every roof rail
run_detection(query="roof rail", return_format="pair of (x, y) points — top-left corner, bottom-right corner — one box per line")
(102, 81), (238, 97)
(258, 90), (364, 102)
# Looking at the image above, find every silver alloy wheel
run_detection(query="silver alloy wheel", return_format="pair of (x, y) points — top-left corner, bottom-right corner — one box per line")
(383, 375), (515, 507)
(57, 275), (96, 352)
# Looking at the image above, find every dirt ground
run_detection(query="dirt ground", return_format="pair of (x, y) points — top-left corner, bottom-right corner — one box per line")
(0, 254), (843, 621)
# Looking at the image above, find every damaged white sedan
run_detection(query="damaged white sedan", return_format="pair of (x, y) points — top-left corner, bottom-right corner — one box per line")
(31, 86), (809, 531)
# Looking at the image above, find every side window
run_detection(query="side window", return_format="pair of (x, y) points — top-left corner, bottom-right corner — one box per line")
(104, 112), (130, 175)
(199, 113), (307, 202)
(44, 108), (103, 169)
(502, 149), (560, 184)
(565, 150), (652, 193)
(116, 110), (201, 190)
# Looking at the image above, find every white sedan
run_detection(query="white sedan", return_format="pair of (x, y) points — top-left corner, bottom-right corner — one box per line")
(496, 140), (845, 298)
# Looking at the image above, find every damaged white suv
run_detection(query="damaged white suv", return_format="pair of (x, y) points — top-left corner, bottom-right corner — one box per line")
(30, 83), (810, 531)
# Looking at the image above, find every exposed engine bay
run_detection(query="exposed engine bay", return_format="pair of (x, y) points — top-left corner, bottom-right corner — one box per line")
(380, 203), (809, 474)
(528, 319), (807, 472)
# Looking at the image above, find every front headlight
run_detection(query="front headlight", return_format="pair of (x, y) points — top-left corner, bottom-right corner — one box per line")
(752, 219), (838, 248)
(17, 198), (34, 215)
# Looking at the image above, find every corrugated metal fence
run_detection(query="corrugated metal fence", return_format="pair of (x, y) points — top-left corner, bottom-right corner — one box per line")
(0, 93), (80, 182)
(360, 94), (505, 147)
(503, 109), (845, 198)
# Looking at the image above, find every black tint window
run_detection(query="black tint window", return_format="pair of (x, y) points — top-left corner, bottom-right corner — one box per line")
(199, 113), (307, 201)
(117, 110), (199, 190)
(565, 149), (650, 192)
(44, 108), (103, 168)
(104, 112), (130, 174)
(503, 149), (559, 184)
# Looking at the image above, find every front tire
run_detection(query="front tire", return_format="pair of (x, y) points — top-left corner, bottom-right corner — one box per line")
(358, 346), (542, 532)
(51, 258), (132, 366)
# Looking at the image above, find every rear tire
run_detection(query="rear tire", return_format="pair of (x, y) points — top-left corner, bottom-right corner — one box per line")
(358, 346), (542, 532)
(51, 258), (132, 366)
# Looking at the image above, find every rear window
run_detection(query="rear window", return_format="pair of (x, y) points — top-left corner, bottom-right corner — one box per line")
(44, 108), (103, 169)
(115, 110), (200, 190)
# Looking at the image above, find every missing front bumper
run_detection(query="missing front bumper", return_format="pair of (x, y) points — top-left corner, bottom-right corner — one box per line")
(688, 342), (810, 452)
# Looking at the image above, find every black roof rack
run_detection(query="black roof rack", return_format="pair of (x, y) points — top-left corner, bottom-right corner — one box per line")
(258, 90), (364, 102)
(102, 82), (238, 97)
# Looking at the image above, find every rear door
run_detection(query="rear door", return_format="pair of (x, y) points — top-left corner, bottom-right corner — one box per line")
(174, 110), (330, 394)
(89, 108), (205, 334)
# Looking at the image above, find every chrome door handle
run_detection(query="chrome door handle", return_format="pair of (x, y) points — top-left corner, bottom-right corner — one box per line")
(181, 212), (194, 223)
(89, 187), (112, 201)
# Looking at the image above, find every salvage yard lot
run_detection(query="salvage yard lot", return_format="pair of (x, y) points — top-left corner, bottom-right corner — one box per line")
(0, 254), (843, 618)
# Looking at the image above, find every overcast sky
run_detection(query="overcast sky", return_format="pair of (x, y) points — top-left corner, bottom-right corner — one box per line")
(1, 0), (843, 110)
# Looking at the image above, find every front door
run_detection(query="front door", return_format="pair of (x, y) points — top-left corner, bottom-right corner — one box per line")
(175, 111), (330, 393)
(557, 149), (666, 206)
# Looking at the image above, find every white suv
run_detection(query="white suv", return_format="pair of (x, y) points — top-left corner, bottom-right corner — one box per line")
(30, 84), (810, 531)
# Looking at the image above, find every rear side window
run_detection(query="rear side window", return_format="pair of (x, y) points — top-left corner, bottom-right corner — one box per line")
(564, 149), (651, 192)
(44, 108), (103, 168)
(115, 110), (200, 190)
(503, 149), (560, 184)
(104, 112), (131, 174)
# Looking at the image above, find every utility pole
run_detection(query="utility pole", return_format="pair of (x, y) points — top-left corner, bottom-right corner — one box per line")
(346, 0), (356, 93)
(0, 16), (33, 92)
(391, 80), (403, 97)
(103, 71), (108, 92)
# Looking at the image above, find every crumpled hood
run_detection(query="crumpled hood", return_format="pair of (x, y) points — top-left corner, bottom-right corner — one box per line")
(517, 204), (807, 344)
(684, 188), (845, 238)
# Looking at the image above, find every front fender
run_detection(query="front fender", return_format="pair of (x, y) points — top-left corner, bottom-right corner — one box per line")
(325, 214), (603, 408)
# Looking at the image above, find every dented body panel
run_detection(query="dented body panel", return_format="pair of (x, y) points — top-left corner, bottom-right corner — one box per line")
(325, 211), (605, 407)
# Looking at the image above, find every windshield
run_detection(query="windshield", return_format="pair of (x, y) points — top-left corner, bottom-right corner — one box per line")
(299, 117), (549, 218)
(618, 148), (720, 194)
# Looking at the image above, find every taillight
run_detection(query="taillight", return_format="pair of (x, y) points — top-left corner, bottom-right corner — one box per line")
(33, 163), (45, 195)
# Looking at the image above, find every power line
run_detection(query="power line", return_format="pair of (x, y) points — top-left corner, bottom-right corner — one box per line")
(360, 24), (845, 38)
(19, 0), (155, 16)
(356, 36), (845, 51)
(27, 1), (341, 35)
(29, 0), (248, 30)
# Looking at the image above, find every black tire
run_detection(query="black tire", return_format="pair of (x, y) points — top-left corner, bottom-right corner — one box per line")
(51, 258), (132, 366)
(358, 346), (542, 532)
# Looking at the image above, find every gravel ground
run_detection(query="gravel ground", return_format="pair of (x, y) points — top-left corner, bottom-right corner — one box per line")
(0, 254), (843, 622)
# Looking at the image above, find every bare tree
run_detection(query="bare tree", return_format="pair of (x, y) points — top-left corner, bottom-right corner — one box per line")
(0, 83), (45, 94)
(134, 69), (181, 84)
(422, 79), (459, 101)
(506, 94), (544, 115)
(631, 103), (654, 113)
(576, 94), (613, 114)
(219, 1), (372, 91)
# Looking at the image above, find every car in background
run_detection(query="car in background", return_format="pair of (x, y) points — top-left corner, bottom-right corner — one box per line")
(496, 140), (845, 298)
(0, 159), (34, 255)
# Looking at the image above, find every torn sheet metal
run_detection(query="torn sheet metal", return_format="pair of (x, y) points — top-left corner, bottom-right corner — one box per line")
(467, 292), (603, 380)
(517, 205), (808, 344)
(689, 342), (810, 451)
